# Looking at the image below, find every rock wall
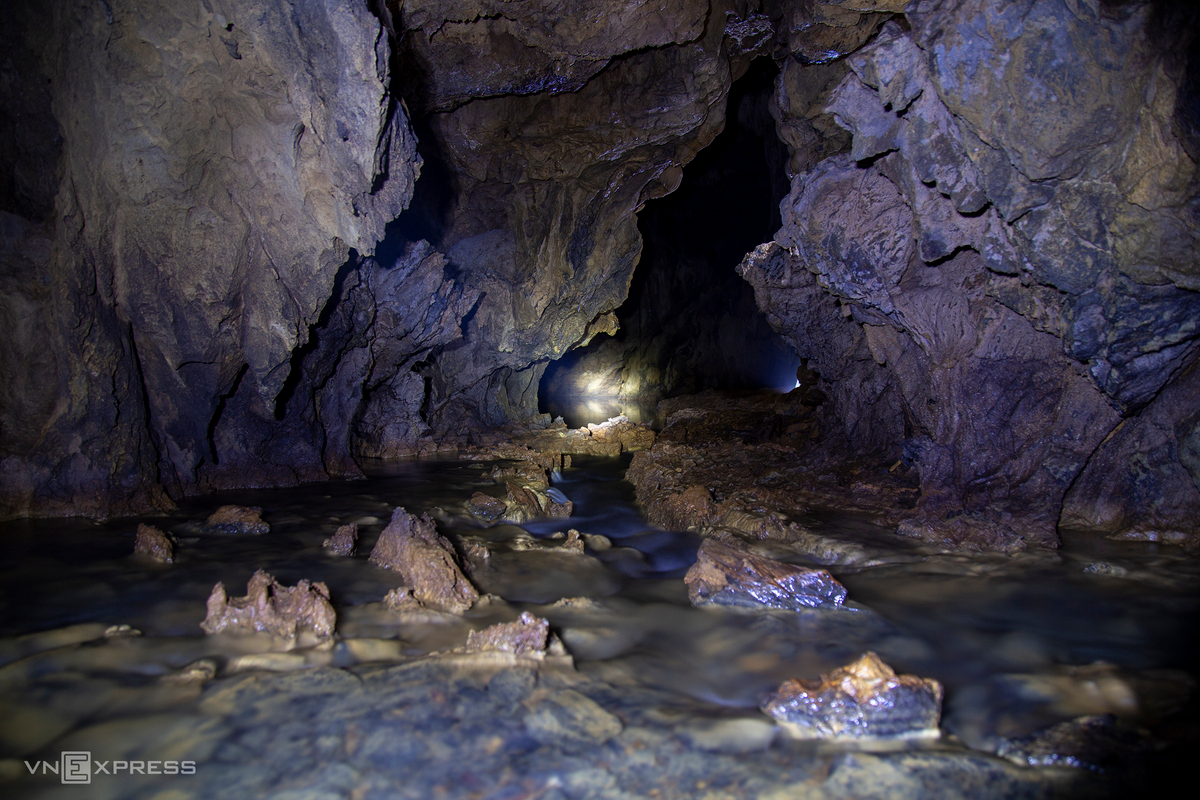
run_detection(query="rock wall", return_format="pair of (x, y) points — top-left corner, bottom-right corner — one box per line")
(742, 1), (1200, 545)
(1, 0), (421, 516)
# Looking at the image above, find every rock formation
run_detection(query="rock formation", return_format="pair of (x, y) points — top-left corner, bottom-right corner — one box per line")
(201, 569), (337, 643)
(762, 651), (943, 739)
(369, 506), (478, 613)
(685, 538), (848, 610)
(133, 523), (174, 563)
(0, 0), (1197, 552)
(322, 523), (359, 557)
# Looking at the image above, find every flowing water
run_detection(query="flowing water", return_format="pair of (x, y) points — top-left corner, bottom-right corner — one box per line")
(1, 454), (1197, 798)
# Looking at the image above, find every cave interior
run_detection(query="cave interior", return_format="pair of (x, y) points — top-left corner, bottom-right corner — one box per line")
(1, 0), (1200, 796)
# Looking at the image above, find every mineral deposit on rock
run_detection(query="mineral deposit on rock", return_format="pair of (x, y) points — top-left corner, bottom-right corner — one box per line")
(201, 570), (336, 643)
(762, 651), (943, 739)
(369, 507), (478, 614)
(685, 538), (847, 611)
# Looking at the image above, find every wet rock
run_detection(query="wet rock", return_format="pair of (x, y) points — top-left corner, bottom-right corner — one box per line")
(202, 505), (270, 536)
(322, 523), (358, 557)
(561, 529), (586, 554)
(996, 714), (1152, 771)
(463, 611), (550, 656)
(467, 492), (507, 523)
(685, 539), (847, 611)
(523, 688), (623, 750)
(133, 523), (174, 563)
(201, 570), (336, 644)
(369, 507), (479, 614)
(381, 588), (422, 612)
(161, 658), (219, 685)
(762, 652), (943, 740)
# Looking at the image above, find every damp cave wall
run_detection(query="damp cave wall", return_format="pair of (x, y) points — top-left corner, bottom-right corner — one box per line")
(0, 0), (1197, 548)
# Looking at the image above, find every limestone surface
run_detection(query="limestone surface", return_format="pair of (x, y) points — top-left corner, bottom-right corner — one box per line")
(369, 507), (479, 614)
(201, 570), (336, 643)
(685, 538), (848, 611)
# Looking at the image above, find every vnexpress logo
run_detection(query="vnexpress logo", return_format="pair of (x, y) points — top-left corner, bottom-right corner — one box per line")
(24, 752), (197, 783)
(23, 752), (91, 784)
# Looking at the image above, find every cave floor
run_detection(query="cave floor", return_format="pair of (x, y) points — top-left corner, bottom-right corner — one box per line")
(1, 456), (1197, 798)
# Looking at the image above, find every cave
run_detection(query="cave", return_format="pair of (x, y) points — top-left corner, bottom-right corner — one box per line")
(2, 1), (1200, 797)
(539, 58), (801, 426)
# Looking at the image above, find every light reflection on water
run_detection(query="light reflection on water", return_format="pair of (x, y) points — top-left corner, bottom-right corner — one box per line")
(0, 454), (1197, 788)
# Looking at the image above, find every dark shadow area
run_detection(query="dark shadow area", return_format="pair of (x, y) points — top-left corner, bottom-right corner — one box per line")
(540, 58), (800, 425)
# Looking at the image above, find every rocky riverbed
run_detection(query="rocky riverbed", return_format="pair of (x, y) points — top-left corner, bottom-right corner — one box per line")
(1, 450), (1197, 798)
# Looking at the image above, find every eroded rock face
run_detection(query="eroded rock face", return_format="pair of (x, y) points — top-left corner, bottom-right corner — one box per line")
(201, 570), (336, 643)
(1, 0), (419, 516)
(369, 507), (478, 613)
(745, 8), (1200, 545)
(685, 538), (848, 611)
(762, 651), (943, 739)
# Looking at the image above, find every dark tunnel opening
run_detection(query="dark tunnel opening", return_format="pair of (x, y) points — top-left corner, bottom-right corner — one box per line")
(539, 58), (802, 427)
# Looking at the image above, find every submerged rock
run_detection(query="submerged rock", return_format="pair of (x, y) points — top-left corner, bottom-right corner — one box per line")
(202, 505), (270, 535)
(322, 523), (358, 556)
(133, 523), (174, 563)
(684, 539), (847, 611)
(762, 652), (943, 740)
(464, 612), (550, 656)
(997, 714), (1152, 771)
(201, 570), (336, 644)
(523, 688), (624, 751)
(369, 507), (479, 614)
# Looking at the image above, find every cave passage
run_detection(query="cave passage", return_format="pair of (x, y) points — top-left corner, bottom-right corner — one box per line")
(540, 59), (801, 428)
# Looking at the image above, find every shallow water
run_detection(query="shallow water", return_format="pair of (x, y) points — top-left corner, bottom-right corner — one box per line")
(1, 455), (1197, 798)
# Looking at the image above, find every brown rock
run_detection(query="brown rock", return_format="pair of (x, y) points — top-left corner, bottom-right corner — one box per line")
(685, 539), (847, 611)
(468, 492), (508, 522)
(200, 570), (336, 642)
(369, 507), (478, 614)
(133, 523), (174, 563)
(322, 523), (358, 556)
(464, 611), (550, 656)
(762, 652), (943, 739)
(203, 505), (270, 536)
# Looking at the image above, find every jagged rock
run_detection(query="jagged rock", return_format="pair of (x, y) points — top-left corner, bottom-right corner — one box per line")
(468, 492), (507, 523)
(463, 611), (550, 656)
(561, 529), (586, 554)
(684, 539), (847, 611)
(996, 714), (1152, 771)
(200, 570), (336, 643)
(202, 505), (270, 536)
(1, 0), (420, 515)
(133, 523), (174, 563)
(369, 507), (478, 614)
(322, 523), (358, 557)
(762, 652), (943, 740)
(382, 587), (422, 612)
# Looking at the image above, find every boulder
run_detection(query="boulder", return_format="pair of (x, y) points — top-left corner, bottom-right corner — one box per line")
(202, 505), (269, 536)
(684, 539), (847, 611)
(762, 652), (943, 739)
(133, 523), (174, 563)
(322, 523), (358, 557)
(369, 508), (478, 614)
(201, 570), (336, 643)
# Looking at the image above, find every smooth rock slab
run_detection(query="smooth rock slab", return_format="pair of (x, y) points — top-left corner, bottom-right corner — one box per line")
(523, 688), (623, 750)
(369, 507), (479, 614)
(685, 538), (847, 611)
(762, 651), (942, 740)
